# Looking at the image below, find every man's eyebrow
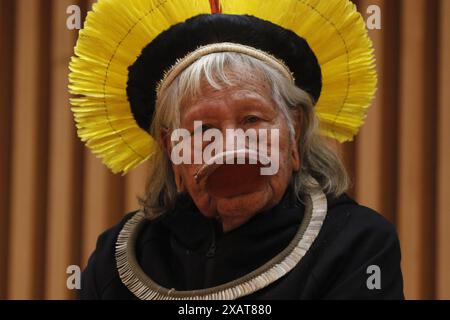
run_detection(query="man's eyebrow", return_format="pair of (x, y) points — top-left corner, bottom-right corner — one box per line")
(236, 96), (277, 112)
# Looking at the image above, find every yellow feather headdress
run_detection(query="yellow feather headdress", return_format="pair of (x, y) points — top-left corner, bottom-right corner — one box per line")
(69, 0), (377, 174)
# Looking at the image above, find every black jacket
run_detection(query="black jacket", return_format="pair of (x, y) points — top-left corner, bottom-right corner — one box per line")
(78, 192), (404, 300)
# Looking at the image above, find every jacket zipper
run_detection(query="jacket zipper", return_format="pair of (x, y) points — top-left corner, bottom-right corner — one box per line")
(204, 220), (217, 287)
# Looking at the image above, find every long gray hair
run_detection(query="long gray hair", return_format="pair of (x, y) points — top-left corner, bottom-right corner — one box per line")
(140, 52), (349, 219)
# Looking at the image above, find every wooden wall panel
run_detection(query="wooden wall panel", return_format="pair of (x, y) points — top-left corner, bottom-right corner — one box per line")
(80, 153), (125, 266)
(0, 0), (448, 300)
(436, 0), (450, 300)
(355, 0), (400, 223)
(7, 0), (52, 299)
(44, 0), (84, 300)
(0, 0), (15, 300)
(397, 0), (438, 299)
(355, 0), (386, 215)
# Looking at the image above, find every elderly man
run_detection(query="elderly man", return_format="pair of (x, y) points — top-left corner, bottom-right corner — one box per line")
(71, 0), (403, 300)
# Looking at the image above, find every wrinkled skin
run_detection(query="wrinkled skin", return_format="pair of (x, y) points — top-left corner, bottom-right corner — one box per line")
(164, 75), (302, 232)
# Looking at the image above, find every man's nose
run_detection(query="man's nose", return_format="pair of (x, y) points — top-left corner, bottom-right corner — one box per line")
(220, 125), (253, 152)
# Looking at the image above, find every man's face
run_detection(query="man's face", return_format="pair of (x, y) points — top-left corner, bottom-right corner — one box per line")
(167, 75), (301, 231)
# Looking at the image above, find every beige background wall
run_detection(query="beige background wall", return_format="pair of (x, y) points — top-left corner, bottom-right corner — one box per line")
(0, 0), (449, 299)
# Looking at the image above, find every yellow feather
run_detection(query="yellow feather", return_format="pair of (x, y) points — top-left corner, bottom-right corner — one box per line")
(222, 0), (377, 142)
(70, 0), (210, 174)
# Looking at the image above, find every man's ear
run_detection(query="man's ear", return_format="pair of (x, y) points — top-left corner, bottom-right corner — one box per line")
(293, 108), (303, 143)
(160, 127), (172, 156)
(161, 128), (186, 192)
(291, 143), (301, 172)
(173, 165), (186, 193)
(291, 109), (303, 172)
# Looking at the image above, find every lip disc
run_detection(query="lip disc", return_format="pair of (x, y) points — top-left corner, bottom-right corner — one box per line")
(195, 149), (271, 198)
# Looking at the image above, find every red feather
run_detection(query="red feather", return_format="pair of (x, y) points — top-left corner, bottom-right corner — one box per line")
(209, 0), (222, 14)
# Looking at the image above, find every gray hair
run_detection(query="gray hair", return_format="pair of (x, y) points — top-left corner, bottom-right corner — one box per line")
(140, 52), (349, 219)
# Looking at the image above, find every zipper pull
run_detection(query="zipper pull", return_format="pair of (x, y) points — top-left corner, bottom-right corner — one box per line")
(206, 219), (218, 258)
(206, 243), (216, 258)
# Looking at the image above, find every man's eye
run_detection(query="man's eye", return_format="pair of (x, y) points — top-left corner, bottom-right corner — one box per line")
(202, 124), (213, 132)
(244, 116), (261, 124)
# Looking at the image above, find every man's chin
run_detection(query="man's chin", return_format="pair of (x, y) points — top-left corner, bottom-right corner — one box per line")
(214, 188), (272, 219)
